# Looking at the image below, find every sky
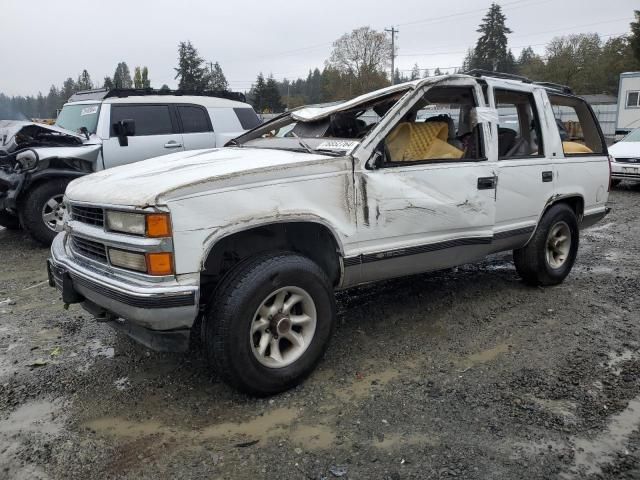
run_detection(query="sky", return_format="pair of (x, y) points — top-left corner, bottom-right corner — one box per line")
(2, 0), (637, 97)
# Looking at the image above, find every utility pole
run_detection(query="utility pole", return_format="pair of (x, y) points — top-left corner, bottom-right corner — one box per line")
(385, 26), (398, 85)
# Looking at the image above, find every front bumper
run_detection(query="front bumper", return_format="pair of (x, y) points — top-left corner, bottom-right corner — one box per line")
(48, 233), (199, 351)
(611, 162), (640, 181)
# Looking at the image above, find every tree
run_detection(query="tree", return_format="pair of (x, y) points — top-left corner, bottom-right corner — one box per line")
(113, 62), (132, 89)
(61, 77), (76, 102)
(517, 46), (546, 79)
(265, 75), (284, 113)
(103, 76), (114, 90)
(76, 70), (93, 91)
(134, 66), (143, 88)
(328, 26), (392, 95)
(159, 84), (171, 92)
(466, 3), (514, 72)
(433, 67), (442, 76)
(410, 63), (421, 81)
(631, 10), (640, 63)
(142, 67), (151, 88)
(175, 41), (208, 91)
(207, 62), (229, 91)
(249, 73), (267, 112)
(423, 68), (430, 78)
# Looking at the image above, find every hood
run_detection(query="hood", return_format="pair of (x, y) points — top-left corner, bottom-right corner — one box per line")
(0, 120), (85, 154)
(609, 140), (640, 159)
(66, 147), (336, 207)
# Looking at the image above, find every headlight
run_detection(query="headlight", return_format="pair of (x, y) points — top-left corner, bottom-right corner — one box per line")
(105, 211), (171, 237)
(16, 150), (38, 170)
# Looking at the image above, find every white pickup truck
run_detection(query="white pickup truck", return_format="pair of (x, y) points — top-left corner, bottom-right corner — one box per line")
(48, 72), (611, 395)
(0, 88), (259, 244)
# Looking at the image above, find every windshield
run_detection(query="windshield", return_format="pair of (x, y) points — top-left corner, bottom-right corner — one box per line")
(235, 91), (406, 155)
(621, 128), (640, 142)
(55, 103), (101, 134)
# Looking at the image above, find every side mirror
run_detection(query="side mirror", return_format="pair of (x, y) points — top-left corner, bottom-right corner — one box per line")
(113, 119), (136, 147)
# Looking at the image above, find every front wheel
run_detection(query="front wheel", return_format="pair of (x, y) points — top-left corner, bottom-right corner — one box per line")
(513, 203), (579, 286)
(204, 252), (336, 396)
(20, 179), (71, 246)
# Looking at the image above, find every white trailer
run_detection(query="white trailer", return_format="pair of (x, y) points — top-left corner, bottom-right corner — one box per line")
(616, 72), (640, 135)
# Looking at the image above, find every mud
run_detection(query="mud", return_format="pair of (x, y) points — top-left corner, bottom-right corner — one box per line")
(1, 184), (640, 479)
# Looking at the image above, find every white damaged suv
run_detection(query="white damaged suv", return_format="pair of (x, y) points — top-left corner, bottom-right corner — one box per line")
(48, 72), (611, 395)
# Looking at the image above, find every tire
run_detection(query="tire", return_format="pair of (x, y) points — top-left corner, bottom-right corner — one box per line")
(204, 251), (336, 396)
(0, 210), (20, 230)
(513, 203), (579, 286)
(20, 178), (71, 246)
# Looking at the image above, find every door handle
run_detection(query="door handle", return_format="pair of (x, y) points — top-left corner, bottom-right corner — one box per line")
(542, 171), (553, 182)
(164, 141), (182, 149)
(477, 176), (497, 190)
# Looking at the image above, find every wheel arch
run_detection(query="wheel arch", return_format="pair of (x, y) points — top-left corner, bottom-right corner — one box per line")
(525, 193), (584, 246)
(199, 219), (345, 304)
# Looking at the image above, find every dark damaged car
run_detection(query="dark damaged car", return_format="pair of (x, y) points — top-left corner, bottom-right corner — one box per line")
(0, 88), (259, 244)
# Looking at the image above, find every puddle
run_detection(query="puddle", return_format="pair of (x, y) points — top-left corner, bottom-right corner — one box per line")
(606, 349), (635, 375)
(84, 407), (300, 445)
(335, 367), (400, 401)
(458, 343), (510, 369)
(290, 424), (336, 450)
(565, 397), (640, 478)
(0, 398), (66, 435)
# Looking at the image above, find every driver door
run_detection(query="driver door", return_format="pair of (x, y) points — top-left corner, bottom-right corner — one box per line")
(349, 81), (497, 284)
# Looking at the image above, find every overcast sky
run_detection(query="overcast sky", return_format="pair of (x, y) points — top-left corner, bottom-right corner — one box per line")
(3, 0), (637, 96)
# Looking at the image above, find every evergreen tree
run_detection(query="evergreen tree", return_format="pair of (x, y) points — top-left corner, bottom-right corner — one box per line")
(142, 67), (151, 88)
(174, 41), (208, 91)
(423, 68), (430, 78)
(433, 67), (442, 76)
(208, 62), (229, 91)
(410, 64), (421, 81)
(250, 73), (267, 112)
(264, 75), (284, 113)
(467, 3), (514, 72)
(77, 70), (93, 90)
(159, 84), (171, 92)
(631, 10), (640, 63)
(134, 67), (143, 88)
(61, 77), (76, 101)
(103, 76), (114, 90)
(113, 62), (133, 89)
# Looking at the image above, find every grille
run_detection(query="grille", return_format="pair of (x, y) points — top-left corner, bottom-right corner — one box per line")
(71, 205), (104, 227)
(616, 158), (640, 164)
(71, 236), (108, 263)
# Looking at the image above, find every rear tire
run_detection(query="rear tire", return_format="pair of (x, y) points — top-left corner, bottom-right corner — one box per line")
(513, 203), (579, 286)
(20, 178), (71, 246)
(0, 210), (20, 230)
(204, 252), (336, 396)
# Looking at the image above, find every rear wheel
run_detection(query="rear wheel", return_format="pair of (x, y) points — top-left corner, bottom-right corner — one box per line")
(513, 203), (579, 286)
(204, 252), (336, 396)
(0, 210), (20, 230)
(20, 179), (71, 246)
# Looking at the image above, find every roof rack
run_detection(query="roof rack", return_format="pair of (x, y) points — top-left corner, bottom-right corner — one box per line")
(69, 88), (246, 103)
(465, 69), (573, 94)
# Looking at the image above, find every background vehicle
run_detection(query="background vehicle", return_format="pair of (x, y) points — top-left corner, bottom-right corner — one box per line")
(609, 128), (640, 184)
(0, 88), (259, 244)
(49, 72), (610, 395)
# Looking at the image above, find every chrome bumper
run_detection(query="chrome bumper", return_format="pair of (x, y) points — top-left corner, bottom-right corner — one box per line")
(49, 233), (199, 337)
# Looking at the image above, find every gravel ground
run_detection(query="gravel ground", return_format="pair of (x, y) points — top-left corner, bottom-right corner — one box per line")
(1, 185), (639, 480)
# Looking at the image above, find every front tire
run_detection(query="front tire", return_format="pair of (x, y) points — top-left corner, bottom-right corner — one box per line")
(20, 179), (70, 246)
(513, 203), (579, 286)
(204, 252), (336, 396)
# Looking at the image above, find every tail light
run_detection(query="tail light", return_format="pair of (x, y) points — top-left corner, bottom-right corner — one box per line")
(607, 155), (613, 192)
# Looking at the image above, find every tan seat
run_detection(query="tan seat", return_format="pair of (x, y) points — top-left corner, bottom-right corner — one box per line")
(562, 141), (593, 154)
(386, 122), (463, 162)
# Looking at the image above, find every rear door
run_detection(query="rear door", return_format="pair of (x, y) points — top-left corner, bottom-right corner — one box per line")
(177, 104), (216, 151)
(547, 93), (609, 222)
(102, 103), (184, 169)
(489, 84), (555, 249)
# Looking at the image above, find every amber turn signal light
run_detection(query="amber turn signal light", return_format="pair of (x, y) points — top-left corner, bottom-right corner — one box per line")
(146, 213), (172, 237)
(146, 252), (174, 276)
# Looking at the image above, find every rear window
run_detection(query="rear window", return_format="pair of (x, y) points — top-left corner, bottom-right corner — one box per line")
(234, 108), (261, 130)
(110, 105), (174, 136)
(549, 95), (606, 156)
(178, 105), (212, 133)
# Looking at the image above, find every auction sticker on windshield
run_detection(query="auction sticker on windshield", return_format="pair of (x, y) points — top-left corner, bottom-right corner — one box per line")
(81, 106), (99, 116)
(317, 140), (359, 151)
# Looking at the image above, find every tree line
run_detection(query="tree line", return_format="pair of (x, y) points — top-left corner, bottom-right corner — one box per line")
(1, 7), (639, 119)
